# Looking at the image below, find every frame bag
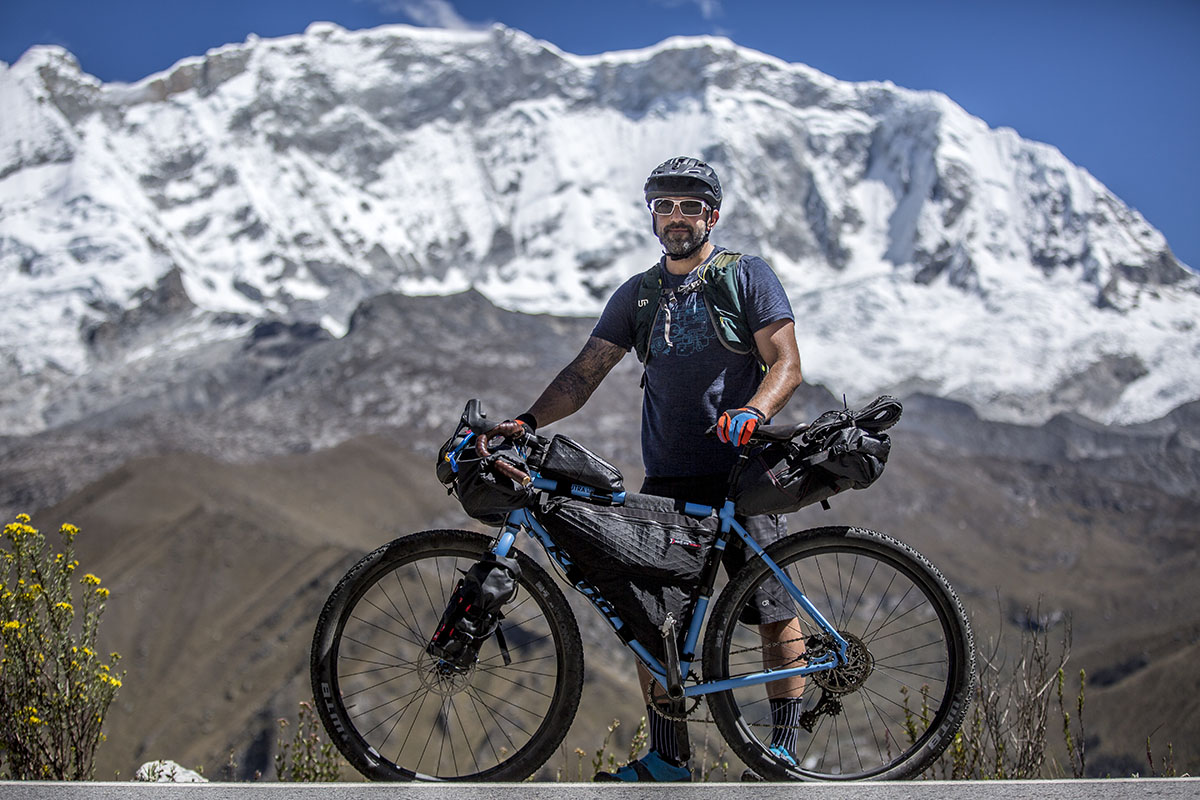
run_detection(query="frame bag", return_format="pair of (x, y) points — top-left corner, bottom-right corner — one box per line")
(533, 494), (716, 662)
(533, 434), (624, 492)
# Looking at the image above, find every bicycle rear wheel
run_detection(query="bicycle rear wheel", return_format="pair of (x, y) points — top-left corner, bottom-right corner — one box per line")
(703, 526), (974, 781)
(311, 529), (584, 781)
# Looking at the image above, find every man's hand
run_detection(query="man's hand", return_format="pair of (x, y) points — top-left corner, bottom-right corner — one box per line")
(717, 406), (765, 446)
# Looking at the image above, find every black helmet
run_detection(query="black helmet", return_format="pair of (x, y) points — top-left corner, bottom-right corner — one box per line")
(644, 156), (722, 210)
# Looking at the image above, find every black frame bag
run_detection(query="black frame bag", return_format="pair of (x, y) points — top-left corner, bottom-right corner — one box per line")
(533, 494), (716, 662)
(532, 434), (624, 492)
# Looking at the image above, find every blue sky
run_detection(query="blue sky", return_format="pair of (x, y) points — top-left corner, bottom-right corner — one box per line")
(3, 0), (1198, 271)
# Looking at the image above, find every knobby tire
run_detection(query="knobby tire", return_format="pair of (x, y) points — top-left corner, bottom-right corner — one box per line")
(703, 525), (974, 781)
(310, 529), (584, 781)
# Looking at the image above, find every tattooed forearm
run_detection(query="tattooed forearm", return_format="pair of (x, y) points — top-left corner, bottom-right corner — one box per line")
(526, 337), (626, 428)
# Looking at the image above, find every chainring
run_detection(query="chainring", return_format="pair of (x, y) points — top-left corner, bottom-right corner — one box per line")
(646, 679), (703, 721)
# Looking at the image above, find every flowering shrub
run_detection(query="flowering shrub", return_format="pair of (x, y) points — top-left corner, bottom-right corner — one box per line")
(275, 701), (342, 781)
(1, 514), (124, 779)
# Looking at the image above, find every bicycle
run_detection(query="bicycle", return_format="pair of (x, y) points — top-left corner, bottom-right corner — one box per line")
(311, 397), (975, 782)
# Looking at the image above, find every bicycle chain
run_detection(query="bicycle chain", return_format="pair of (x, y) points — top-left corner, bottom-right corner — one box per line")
(726, 633), (810, 659)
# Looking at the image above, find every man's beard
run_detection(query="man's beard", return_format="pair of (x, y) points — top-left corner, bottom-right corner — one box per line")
(659, 222), (706, 257)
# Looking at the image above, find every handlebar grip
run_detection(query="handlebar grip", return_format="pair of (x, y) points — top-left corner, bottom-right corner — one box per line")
(493, 457), (533, 488)
(474, 420), (533, 487)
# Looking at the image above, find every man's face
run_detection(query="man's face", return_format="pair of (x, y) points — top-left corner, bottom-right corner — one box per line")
(652, 196), (715, 257)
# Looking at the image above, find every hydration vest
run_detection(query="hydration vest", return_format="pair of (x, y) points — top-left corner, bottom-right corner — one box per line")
(632, 250), (760, 366)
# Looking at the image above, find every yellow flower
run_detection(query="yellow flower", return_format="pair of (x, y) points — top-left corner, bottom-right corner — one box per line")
(96, 587), (110, 599)
(2, 620), (20, 632)
(60, 523), (79, 541)
(16, 513), (30, 524)
(82, 573), (102, 587)
(55, 601), (73, 613)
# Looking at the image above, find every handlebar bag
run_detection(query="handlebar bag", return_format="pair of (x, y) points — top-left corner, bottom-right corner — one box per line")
(534, 435), (625, 493)
(533, 493), (715, 662)
(437, 430), (533, 526)
(736, 428), (891, 516)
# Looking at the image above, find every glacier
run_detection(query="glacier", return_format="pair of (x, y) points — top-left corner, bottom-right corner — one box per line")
(1, 22), (1197, 434)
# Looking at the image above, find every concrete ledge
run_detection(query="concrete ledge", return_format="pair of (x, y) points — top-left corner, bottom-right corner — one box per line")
(1, 778), (1197, 799)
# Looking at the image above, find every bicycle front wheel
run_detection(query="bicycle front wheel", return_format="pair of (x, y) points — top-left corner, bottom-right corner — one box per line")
(703, 526), (974, 781)
(311, 529), (584, 781)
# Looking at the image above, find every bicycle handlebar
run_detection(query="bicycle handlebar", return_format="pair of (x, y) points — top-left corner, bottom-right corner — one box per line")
(475, 419), (534, 487)
(466, 394), (899, 494)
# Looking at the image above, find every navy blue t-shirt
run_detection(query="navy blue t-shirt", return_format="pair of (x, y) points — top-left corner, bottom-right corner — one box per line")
(592, 248), (795, 478)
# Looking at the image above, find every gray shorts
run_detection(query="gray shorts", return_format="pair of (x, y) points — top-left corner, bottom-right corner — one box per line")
(640, 474), (797, 626)
(722, 512), (796, 625)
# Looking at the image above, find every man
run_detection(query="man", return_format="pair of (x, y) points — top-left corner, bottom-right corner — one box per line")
(511, 156), (805, 781)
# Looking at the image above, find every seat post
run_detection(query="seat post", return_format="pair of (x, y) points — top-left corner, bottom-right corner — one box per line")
(724, 444), (754, 504)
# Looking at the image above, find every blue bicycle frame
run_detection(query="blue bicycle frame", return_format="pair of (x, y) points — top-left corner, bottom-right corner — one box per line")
(488, 478), (851, 700)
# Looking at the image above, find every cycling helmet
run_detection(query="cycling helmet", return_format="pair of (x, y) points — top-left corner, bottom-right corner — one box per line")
(643, 156), (722, 210)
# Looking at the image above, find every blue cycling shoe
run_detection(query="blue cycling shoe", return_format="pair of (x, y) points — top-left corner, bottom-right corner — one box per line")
(742, 745), (799, 781)
(770, 744), (798, 767)
(594, 751), (692, 782)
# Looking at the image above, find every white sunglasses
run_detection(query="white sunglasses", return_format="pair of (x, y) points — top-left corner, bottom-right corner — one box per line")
(649, 198), (710, 217)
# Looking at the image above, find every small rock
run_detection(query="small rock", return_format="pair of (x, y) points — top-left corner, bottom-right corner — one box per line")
(135, 760), (208, 782)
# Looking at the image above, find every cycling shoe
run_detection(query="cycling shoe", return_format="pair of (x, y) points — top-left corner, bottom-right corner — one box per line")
(594, 751), (691, 782)
(740, 745), (798, 781)
(851, 395), (903, 433)
(770, 744), (798, 766)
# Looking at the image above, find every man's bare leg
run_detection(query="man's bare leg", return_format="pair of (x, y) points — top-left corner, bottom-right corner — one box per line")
(760, 617), (807, 760)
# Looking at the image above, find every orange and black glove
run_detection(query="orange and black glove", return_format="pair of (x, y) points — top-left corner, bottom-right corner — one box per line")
(716, 406), (765, 446)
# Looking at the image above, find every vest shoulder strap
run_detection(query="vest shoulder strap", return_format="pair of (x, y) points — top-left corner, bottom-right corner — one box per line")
(632, 251), (756, 363)
(633, 263), (664, 363)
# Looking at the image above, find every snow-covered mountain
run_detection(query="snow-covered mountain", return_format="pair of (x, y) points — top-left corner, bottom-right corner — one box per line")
(1, 22), (1196, 435)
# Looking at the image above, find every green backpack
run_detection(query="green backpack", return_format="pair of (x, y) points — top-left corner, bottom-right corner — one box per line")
(632, 250), (760, 365)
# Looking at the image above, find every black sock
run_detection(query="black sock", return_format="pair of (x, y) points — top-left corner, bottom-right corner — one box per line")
(770, 697), (804, 752)
(646, 705), (686, 765)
